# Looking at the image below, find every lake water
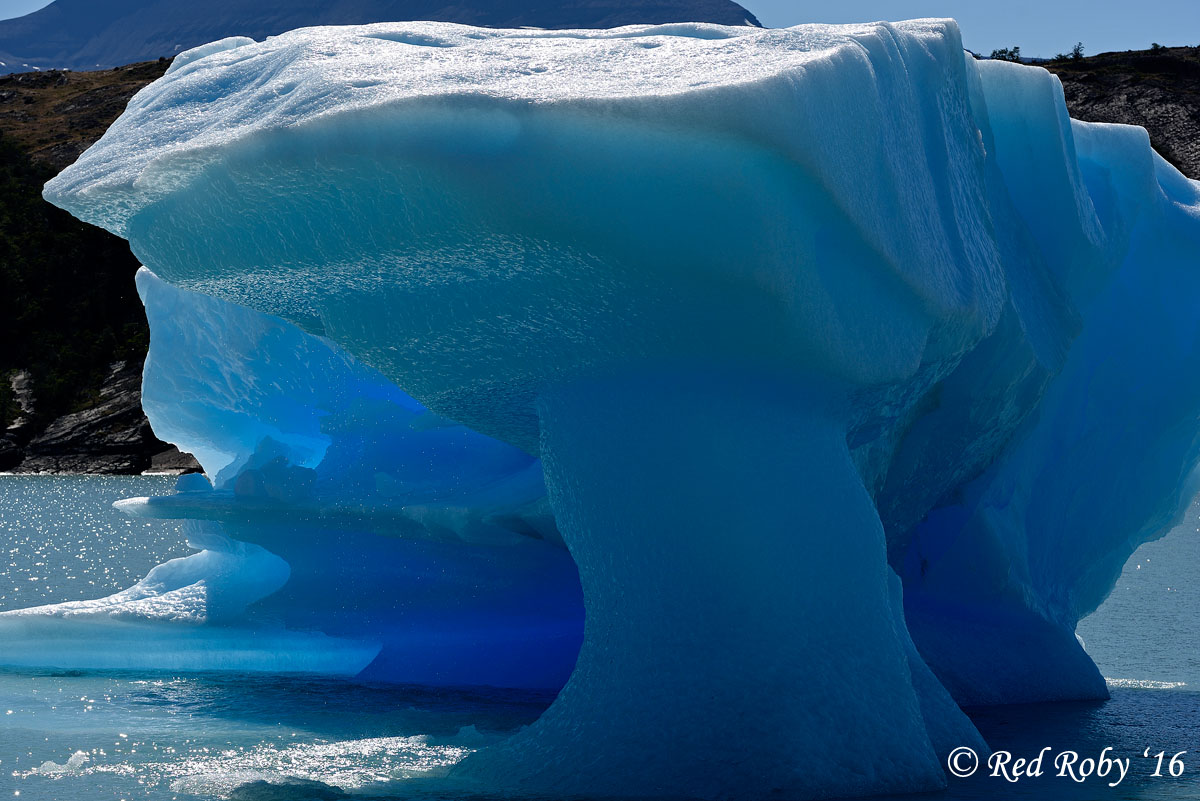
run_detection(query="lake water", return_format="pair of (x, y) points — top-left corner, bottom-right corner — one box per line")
(1, 475), (1198, 800)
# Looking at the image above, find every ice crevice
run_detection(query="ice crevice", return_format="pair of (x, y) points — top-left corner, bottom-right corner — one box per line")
(22, 16), (1200, 799)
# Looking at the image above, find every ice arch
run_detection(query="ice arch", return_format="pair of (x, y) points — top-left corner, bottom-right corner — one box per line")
(41, 18), (1200, 800)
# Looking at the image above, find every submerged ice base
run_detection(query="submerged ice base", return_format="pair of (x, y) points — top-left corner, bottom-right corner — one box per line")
(33, 16), (1200, 800)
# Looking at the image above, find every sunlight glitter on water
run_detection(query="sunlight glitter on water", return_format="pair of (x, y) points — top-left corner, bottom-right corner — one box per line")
(15, 733), (476, 796)
(0, 475), (187, 612)
(4, 476), (1200, 800)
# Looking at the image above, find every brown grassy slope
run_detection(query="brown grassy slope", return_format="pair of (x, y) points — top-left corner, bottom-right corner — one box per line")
(0, 58), (168, 172)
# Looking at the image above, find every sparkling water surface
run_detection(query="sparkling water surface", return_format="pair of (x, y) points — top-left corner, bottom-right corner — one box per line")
(1, 475), (1198, 800)
(0, 476), (189, 613)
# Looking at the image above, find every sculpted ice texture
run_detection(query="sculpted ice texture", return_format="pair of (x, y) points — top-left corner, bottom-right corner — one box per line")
(38, 17), (1200, 800)
(128, 267), (555, 542)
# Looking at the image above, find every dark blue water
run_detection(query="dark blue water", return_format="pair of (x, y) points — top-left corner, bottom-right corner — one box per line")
(1, 475), (1198, 800)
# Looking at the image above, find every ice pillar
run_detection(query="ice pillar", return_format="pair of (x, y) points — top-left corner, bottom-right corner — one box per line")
(461, 370), (952, 799)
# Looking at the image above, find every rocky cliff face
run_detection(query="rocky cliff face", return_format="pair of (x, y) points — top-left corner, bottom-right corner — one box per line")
(10, 361), (193, 474)
(1046, 46), (1200, 179)
(0, 58), (198, 474)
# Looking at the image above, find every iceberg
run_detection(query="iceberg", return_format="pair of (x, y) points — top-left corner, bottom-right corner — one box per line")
(32, 16), (1200, 800)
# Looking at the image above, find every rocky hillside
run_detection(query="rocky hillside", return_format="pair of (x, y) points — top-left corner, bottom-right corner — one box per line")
(0, 0), (760, 72)
(0, 58), (169, 167)
(0, 57), (198, 474)
(1046, 46), (1200, 179)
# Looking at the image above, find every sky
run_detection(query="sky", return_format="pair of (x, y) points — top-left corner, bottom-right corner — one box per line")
(0, 0), (43, 21)
(0, 0), (1196, 58)
(743, 0), (1200, 58)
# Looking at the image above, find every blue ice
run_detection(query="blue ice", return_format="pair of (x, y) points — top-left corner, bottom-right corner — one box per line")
(24, 17), (1200, 800)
